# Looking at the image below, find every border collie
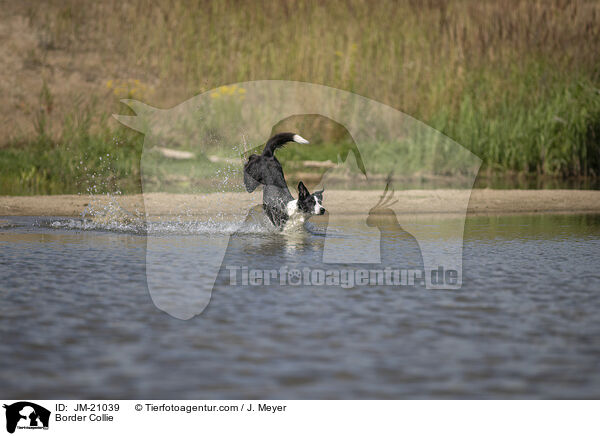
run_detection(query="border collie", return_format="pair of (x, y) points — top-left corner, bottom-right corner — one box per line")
(243, 132), (325, 230)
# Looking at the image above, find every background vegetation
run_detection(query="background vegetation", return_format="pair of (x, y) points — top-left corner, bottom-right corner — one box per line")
(1, 0), (599, 194)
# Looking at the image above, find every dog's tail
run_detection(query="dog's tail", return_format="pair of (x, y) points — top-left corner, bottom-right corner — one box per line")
(262, 132), (309, 157)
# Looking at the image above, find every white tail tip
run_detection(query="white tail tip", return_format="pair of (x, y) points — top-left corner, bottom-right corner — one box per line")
(293, 134), (309, 144)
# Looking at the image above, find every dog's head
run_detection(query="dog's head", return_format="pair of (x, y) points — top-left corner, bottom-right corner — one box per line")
(297, 181), (325, 215)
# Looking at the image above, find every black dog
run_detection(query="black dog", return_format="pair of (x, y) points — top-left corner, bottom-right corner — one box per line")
(243, 132), (325, 230)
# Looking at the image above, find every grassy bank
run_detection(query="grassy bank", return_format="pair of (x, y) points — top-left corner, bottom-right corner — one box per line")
(0, 104), (144, 195)
(1, 0), (599, 194)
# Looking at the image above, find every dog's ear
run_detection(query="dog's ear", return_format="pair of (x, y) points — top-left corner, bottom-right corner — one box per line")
(314, 187), (324, 201)
(298, 181), (309, 200)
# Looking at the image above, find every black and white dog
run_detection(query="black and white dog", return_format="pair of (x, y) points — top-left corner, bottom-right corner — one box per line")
(243, 132), (325, 230)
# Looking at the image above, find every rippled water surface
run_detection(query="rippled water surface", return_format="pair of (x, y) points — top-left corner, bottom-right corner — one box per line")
(1, 213), (599, 399)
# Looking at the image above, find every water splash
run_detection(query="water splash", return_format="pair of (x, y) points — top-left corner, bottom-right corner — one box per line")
(49, 137), (309, 236)
(50, 195), (147, 233)
(49, 193), (276, 235)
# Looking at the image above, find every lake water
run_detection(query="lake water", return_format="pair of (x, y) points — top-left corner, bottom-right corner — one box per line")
(1, 213), (599, 399)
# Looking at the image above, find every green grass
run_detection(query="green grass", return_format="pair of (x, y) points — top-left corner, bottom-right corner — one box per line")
(0, 107), (144, 195)
(2, 76), (599, 195)
(437, 73), (600, 177)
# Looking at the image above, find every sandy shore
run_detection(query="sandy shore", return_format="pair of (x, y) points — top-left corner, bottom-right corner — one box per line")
(1, 190), (600, 218)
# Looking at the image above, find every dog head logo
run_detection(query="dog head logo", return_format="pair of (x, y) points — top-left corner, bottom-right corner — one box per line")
(114, 80), (481, 319)
(3, 402), (50, 434)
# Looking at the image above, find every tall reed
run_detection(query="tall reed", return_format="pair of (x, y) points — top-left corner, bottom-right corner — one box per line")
(7, 0), (600, 194)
